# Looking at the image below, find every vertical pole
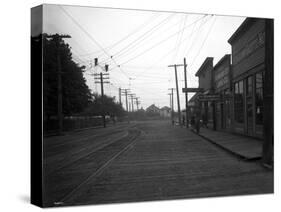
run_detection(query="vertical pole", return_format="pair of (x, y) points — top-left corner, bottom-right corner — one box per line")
(168, 93), (172, 124)
(131, 97), (134, 112)
(100, 72), (106, 128)
(174, 65), (182, 126)
(262, 19), (273, 166)
(136, 101), (138, 111)
(171, 89), (174, 125)
(125, 90), (128, 112)
(56, 43), (63, 135)
(184, 58), (188, 128)
(119, 87), (122, 105)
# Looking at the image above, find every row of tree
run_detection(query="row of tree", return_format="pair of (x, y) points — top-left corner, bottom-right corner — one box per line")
(37, 34), (125, 121)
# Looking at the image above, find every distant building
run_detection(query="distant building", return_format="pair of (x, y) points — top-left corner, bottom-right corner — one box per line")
(146, 104), (160, 114)
(192, 57), (215, 129)
(160, 106), (171, 118)
(195, 57), (214, 91)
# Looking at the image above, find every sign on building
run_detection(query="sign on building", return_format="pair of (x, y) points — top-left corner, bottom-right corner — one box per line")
(198, 94), (220, 101)
(182, 88), (204, 93)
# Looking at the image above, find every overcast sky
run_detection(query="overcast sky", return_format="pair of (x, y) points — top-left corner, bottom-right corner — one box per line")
(43, 4), (245, 110)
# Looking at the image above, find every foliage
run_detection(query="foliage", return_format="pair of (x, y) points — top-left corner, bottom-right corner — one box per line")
(81, 93), (126, 117)
(41, 34), (92, 118)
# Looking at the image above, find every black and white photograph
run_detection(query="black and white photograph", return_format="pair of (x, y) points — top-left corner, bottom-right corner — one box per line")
(30, 3), (273, 208)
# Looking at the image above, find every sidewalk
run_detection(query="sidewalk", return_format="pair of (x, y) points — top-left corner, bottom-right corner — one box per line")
(192, 127), (263, 160)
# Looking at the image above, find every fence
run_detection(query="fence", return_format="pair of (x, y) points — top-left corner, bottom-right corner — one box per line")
(43, 116), (103, 135)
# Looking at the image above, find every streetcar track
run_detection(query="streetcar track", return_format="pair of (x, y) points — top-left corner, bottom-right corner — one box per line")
(45, 131), (129, 177)
(58, 129), (142, 205)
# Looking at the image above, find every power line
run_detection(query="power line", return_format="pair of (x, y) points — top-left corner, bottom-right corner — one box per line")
(78, 13), (159, 58)
(119, 15), (208, 66)
(103, 14), (175, 63)
(59, 5), (131, 80)
(190, 15), (217, 68)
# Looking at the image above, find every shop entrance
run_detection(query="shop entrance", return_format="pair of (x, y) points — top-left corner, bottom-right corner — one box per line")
(246, 97), (254, 135)
(246, 76), (254, 136)
(220, 103), (224, 129)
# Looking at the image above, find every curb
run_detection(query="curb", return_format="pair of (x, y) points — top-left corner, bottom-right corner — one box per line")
(189, 129), (261, 161)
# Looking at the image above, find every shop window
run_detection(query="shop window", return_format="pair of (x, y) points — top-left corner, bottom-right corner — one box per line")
(234, 80), (244, 123)
(247, 76), (252, 96)
(255, 72), (264, 125)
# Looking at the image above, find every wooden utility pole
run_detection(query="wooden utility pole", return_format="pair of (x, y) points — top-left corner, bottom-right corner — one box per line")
(183, 58), (189, 128)
(128, 94), (136, 112)
(168, 88), (175, 125)
(94, 72), (110, 128)
(119, 87), (122, 105)
(168, 63), (186, 126)
(121, 89), (130, 112)
(46, 34), (71, 135)
(134, 97), (140, 111)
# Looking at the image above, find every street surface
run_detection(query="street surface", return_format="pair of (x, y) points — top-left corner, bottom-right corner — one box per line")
(43, 120), (273, 207)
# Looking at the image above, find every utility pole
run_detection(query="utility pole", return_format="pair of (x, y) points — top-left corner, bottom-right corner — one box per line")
(168, 88), (175, 125)
(119, 87), (122, 105)
(183, 58), (189, 128)
(94, 72), (110, 128)
(168, 64), (185, 126)
(128, 94), (136, 112)
(134, 97), (140, 111)
(46, 34), (71, 135)
(121, 89), (130, 112)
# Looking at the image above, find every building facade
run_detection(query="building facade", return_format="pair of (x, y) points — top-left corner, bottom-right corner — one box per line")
(194, 57), (214, 128)
(228, 18), (266, 138)
(213, 54), (232, 131)
(188, 17), (273, 164)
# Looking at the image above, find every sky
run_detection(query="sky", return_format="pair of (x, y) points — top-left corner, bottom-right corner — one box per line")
(43, 4), (245, 111)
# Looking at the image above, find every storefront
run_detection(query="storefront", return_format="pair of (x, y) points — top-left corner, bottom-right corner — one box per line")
(228, 18), (266, 138)
(194, 57), (214, 129)
(212, 54), (232, 131)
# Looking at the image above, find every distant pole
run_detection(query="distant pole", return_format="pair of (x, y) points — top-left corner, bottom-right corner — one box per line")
(168, 62), (186, 126)
(125, 90), (128, 112)
(174, 65), (182, 126)
(168, 93), (172, 124)
(128, 94), (135, 112)
(135, 97), (139, 111)
(94, 72), (110, 128)
(184, 58), (189, 128)
(119, 87), (122, 105)
(131, 97), (134, 112)
(100, 72), (106, 128)
(168, 88), (175, 125)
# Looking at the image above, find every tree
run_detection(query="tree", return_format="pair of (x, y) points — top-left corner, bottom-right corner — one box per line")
(81, 93), (126, 117)
(42, 34), (92, 119)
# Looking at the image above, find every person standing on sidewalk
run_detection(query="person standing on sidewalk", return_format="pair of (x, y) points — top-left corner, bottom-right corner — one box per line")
(195, 112), (201, 134)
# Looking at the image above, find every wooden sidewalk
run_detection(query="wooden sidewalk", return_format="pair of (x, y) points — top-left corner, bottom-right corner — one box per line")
(196, 128), (263, 160)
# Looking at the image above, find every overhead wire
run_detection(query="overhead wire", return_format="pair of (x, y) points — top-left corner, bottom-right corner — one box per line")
(78, 13), (160, 58)
(100, 13), (176, 64)
(119, 15), (208, 66)
(59, 5), (131, 80)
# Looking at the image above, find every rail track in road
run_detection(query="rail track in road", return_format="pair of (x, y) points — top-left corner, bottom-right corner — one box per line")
(44, 125), (141, 207)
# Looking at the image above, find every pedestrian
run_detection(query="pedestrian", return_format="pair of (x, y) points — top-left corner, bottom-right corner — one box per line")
(191, 116), (195, 128)
(195, 112), (201, 134)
